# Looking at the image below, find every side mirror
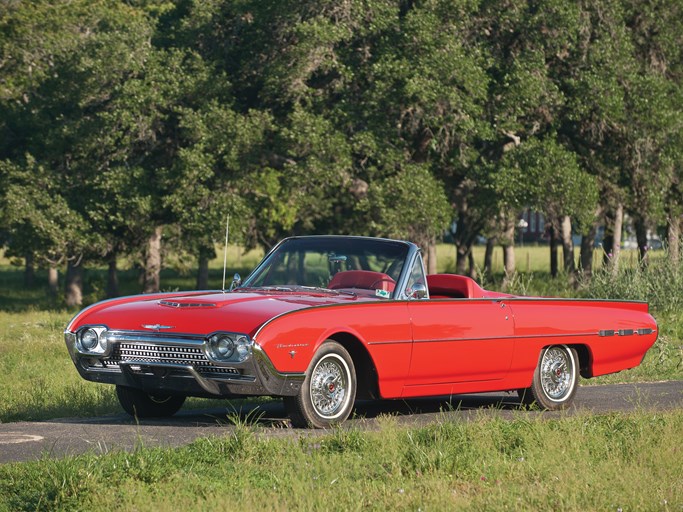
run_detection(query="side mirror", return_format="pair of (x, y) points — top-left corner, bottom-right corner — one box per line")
(408, 282), (428, 300)
(230, 273), (242, 291)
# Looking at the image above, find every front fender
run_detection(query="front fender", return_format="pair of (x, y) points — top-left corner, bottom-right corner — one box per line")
(254, 302), (413, 397)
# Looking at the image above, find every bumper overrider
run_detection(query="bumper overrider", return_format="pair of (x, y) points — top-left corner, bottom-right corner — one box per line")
(64, 326), (304, 398)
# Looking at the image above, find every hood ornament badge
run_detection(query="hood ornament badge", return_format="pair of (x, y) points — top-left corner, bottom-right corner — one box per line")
(141, 324), (174, 332)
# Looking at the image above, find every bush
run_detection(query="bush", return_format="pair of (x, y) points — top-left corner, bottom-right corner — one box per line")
(582, 253), (683, 313)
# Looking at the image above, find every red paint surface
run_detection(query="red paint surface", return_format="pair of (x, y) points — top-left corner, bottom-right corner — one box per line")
(69, 277), (658, 400)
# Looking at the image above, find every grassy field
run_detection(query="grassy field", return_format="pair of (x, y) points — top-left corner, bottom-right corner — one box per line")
(1, 412), (682, 511)
(0, 245), (681, 511)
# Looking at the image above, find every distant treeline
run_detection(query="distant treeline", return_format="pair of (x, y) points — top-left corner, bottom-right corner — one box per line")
(1, 0), (681, 305)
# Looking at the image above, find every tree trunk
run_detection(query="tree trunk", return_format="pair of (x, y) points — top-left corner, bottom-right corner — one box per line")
(580, 222), (599, 279)
(48, 265), (59, 297)
(484, 236), (497, 276)
(143, 226), (163, 293)
(579, 207), (602, 279)
(502, 218), (516, 276)
(549, 224), (559, 278)
(613, 205), (623, 271)
(634, 216), (649, 263)
(451, 191), (486, 277)
(668, 214), (681, 265)
(106, 251), (119, 298)
(24, 252), (35, 287)
(560, 215), (576, 280)
(65, 259), (83, 307)
(197, 252), (210, 290)
(455, 244), (470, 275)
(502, 244), (515, 275)
(467, 251), (476, 279)
(605, 203), (624, 273)
(426, 239), (437, 275)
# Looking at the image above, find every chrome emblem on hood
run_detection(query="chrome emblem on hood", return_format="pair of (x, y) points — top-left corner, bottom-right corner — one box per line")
(159, 300), (216, 308)
(141, 324), (175, 332)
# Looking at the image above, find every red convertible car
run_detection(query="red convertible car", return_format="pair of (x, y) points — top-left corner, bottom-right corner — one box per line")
(65, 236), (657, 427)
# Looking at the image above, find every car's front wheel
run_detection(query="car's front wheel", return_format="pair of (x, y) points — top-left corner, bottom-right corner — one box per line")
(284, 341), (356, 428)
(518, 345), (579, 410)
(116, 385), (186, 418)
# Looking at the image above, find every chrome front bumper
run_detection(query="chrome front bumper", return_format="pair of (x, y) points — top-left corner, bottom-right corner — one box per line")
(65, 330), (304, 398)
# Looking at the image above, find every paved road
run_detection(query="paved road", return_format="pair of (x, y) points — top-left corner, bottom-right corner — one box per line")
(1, 381), (682, 464)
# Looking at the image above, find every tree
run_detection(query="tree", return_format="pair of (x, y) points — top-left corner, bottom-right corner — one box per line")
(360, 164), (451, 272)
(366, 1), (491, 273)
(2, 0), (681, 301)
(0, 0), (156, 303)
(478, 0), (601, 278)
(496, 138), (598, 278)
(166, 102), (272, 287)
(558, 0), (682, 269)
(0, 157), (91, 302)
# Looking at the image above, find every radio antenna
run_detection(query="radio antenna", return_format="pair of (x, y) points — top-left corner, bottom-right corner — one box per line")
(221, 214), (230, 293)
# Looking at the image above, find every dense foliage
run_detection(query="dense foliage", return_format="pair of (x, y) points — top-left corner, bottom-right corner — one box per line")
(1, 0), (681, 302)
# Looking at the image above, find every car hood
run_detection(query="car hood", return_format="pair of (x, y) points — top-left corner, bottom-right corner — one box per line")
(69, 289), (360, 337)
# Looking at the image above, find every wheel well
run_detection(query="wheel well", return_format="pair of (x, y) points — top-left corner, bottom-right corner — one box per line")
(327, 332), (379, 400)
(568, 344), (592, 378)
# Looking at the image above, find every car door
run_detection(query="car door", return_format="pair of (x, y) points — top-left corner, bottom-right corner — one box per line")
(405, 299), (515, 388)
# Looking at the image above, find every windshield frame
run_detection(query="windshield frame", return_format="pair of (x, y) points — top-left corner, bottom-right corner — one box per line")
(239, 236), (420, 299)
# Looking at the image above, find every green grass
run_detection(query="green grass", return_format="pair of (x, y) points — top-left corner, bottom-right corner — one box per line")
(0, 310), (120, 421)
(1, 411), (682, 511)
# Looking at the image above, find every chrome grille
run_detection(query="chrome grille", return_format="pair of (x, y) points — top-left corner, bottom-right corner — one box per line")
(103, 342), (239, 375)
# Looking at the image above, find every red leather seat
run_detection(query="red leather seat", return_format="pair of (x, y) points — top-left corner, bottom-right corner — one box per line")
(426, 274), (482, 299)
(328, 270), (396, 292)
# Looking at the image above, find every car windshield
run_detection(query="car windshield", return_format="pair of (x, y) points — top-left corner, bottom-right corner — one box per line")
(241, 237), (410, 297)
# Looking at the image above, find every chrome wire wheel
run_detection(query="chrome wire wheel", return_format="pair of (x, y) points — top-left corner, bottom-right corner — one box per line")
(539, 346), (576, 401)
(284, 341), (357, 428)
(518, 345), (579, 411)
(309, 354), (350, 419)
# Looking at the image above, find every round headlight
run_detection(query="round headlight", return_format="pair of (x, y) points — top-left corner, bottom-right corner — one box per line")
(80, 328), (98, 351)
(216, 335), (235, 359)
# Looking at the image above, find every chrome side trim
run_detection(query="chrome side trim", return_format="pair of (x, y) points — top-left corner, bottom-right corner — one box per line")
(368, 329), (657, 346)
(411, 332), (600, 344)
(365, 339), (413, 346)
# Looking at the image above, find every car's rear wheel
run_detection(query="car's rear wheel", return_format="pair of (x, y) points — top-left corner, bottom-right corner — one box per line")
(518, 345), (579, 410)
(284, 341), (356, 428)
(116, 385), (186, 418)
